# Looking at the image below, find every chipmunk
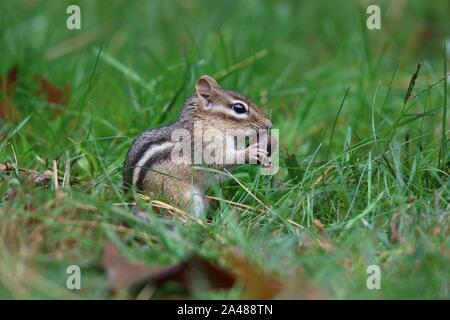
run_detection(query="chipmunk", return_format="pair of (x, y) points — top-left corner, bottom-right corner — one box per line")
(123, 75), (275, 217)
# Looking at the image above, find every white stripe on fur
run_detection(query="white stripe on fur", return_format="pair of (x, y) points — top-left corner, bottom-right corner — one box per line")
(132, 142), (174, 185)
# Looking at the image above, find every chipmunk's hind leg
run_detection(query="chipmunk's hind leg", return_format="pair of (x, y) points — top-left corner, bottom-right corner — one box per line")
(185, 185), (208, 218)
(154, 177), (208, 218)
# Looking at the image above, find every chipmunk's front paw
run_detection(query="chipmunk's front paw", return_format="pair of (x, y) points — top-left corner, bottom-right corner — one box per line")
(245, 143), (270, 165)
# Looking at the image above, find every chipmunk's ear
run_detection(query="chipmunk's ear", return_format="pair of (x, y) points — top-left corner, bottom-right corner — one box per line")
(195, 75), (219, 103)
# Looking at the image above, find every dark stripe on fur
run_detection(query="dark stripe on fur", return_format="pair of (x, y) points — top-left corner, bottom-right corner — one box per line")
(122, 138), (167, 190)
(130, 138), (166, 169)
(135, 148), (172, 190)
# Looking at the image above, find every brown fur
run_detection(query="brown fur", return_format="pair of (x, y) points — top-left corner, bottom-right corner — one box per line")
(123, 75), (273, 216)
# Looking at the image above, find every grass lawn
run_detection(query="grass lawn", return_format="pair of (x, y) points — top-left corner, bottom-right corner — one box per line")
(0, 0), (449, 299)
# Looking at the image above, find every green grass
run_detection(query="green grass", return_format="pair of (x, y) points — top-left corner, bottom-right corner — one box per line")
(0, 0), (449, 299)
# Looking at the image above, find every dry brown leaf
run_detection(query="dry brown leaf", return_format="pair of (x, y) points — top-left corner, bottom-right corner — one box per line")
(0, 65), (20, 122)
(277, 274), (327, 299)
(101, 243), (328, 299)
(340, 257), (354, 272)
(313, 218), (325, 233)
(0, 162), (53, 185)
(311, 219), (335, 252)
(102, 241), (236, 296)
(227, 250), (283, 299)
(0, 66), (70, 123)
(2, 215), (46, 259)
(102, 241), (167, 292)
(0, 162), (81, 186)
(390, 214), (404, 244)
(316, 237), (335, 252)
(35, 75), (69, 106)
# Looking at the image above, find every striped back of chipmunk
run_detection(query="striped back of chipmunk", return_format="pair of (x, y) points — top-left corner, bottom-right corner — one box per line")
(123, 125), (175, 192)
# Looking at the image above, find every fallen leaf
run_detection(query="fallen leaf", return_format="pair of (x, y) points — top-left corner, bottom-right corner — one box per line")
(102, 241), (166, 292)
(0, 65), (20, 122)
(313, 218), (325, 233)
(2, 65), (18, 96)
(340, 257), (353, 272)
(227, 250), (283, 299)
(2, 214), (46, 259)
(34, 75), (69, 105)
(277, 269), (327, 300)
(311, 219), (335, 252)
(316, 237), (335, 252)
(0, 162), (54, 185)
(102, 241), (236, 296)
(102, 242), (329, 299)
(390, 213), (404, 244)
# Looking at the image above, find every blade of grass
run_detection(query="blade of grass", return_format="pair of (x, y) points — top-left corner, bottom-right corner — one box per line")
(439, 41), (448, 170)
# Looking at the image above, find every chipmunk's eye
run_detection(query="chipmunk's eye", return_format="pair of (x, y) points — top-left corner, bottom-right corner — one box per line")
(231, 102), (247, 114)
